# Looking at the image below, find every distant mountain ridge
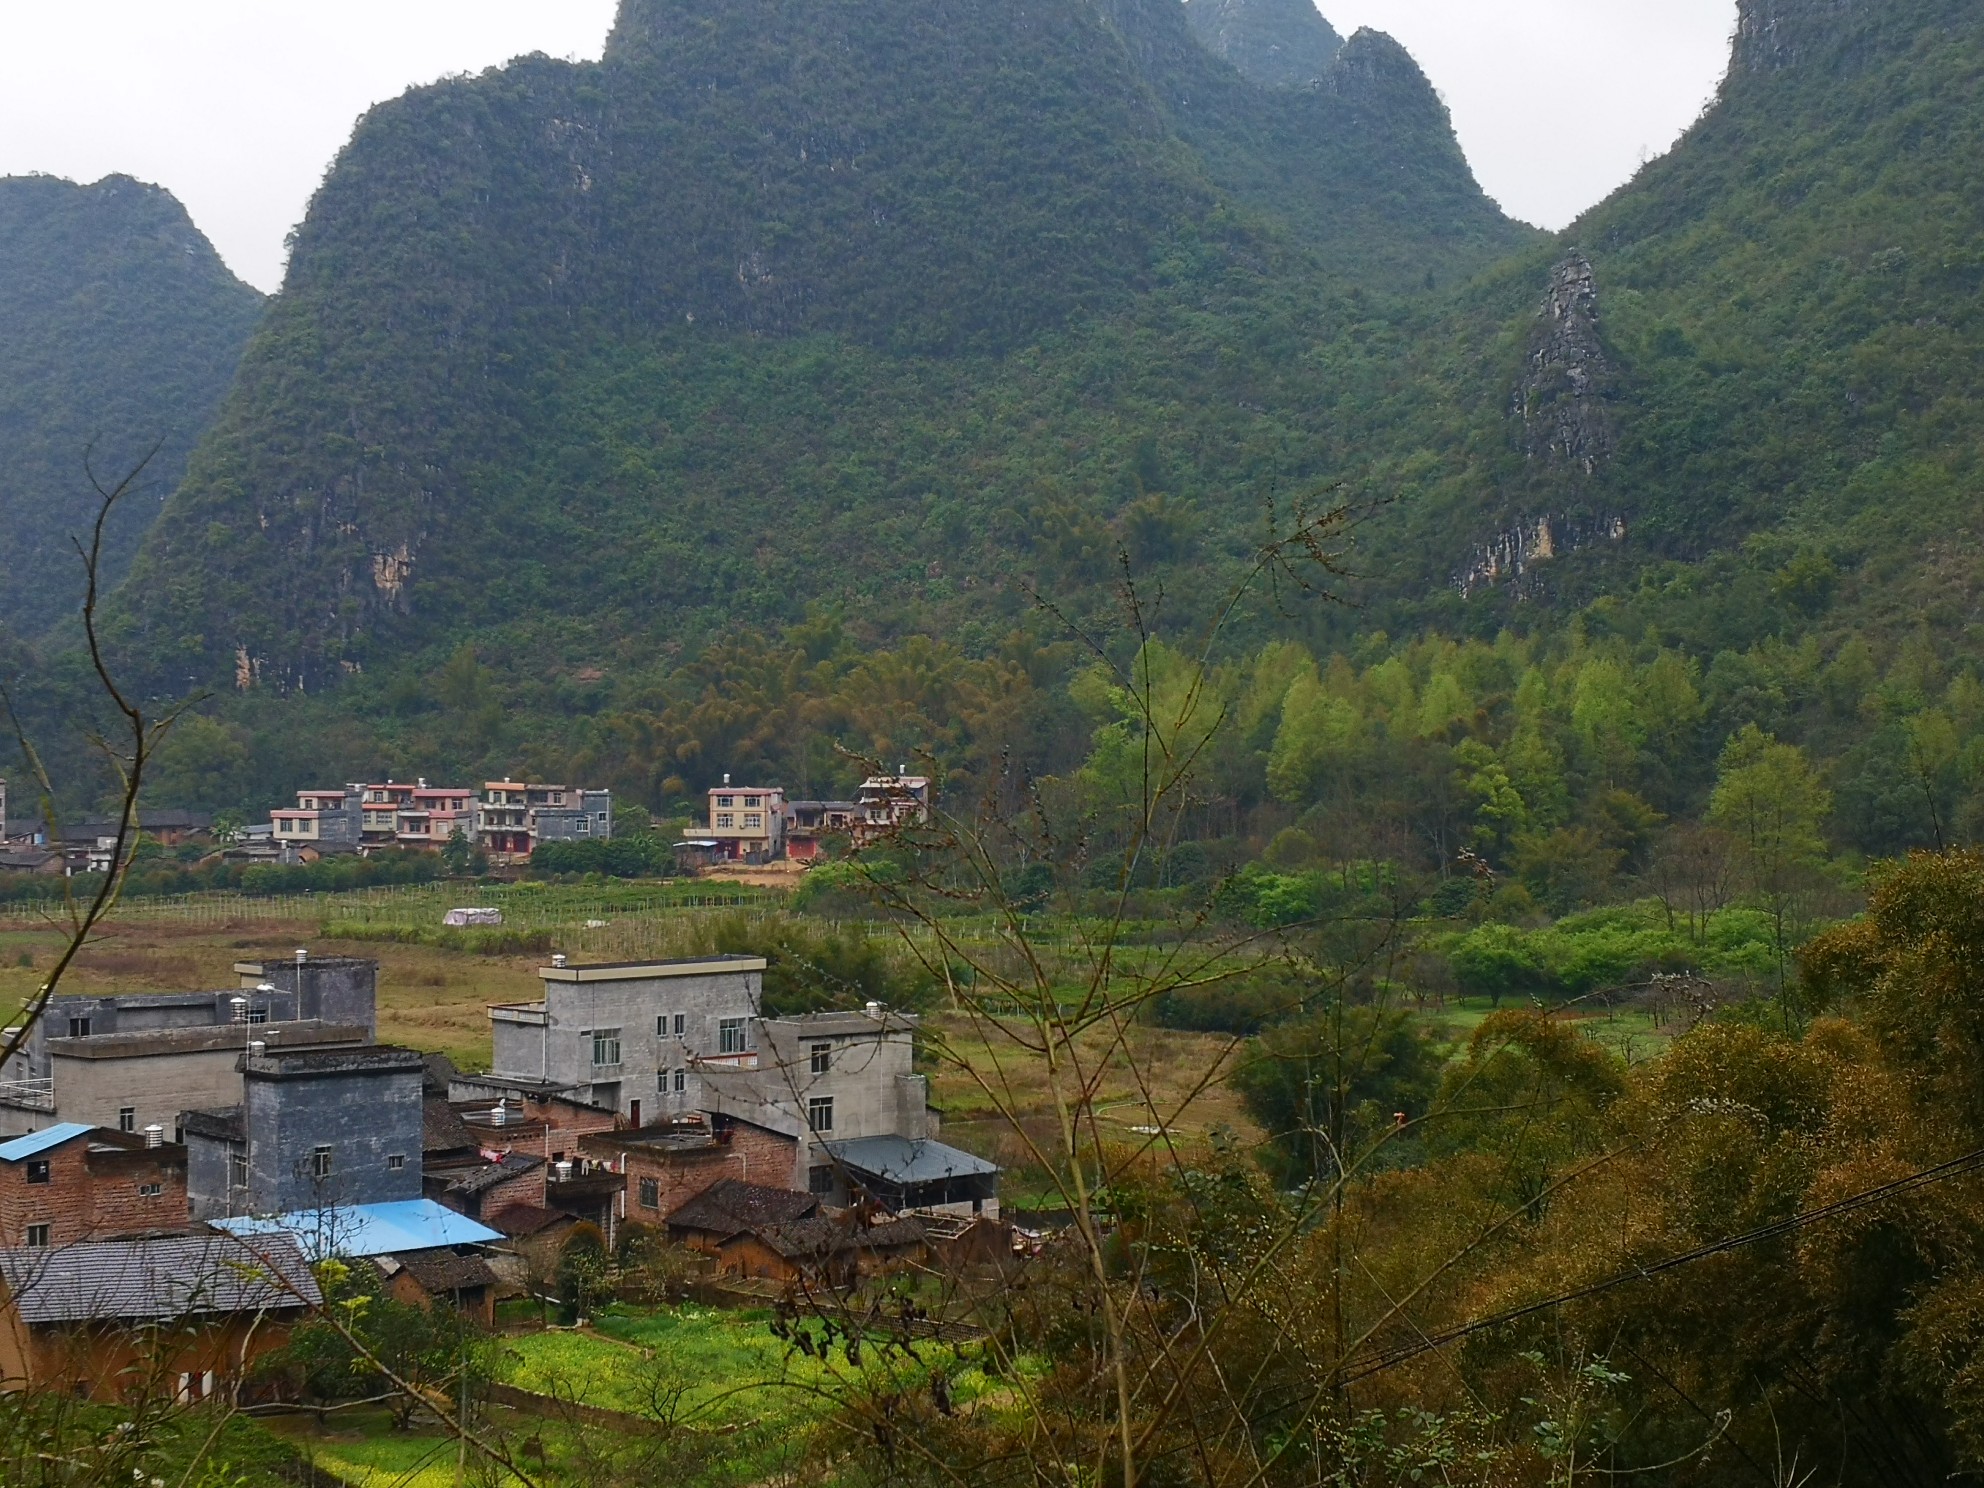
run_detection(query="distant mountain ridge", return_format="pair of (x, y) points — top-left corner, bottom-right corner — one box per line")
(0, 175), (263, 636)
(108, 0), (1528, 694)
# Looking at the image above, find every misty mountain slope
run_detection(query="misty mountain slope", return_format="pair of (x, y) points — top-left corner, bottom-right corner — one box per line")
(109, 0), (1527, 694)
(0, 175), (264, 635)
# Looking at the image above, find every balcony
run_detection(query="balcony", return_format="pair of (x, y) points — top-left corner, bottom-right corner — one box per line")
(0, 1076), (55, 1111)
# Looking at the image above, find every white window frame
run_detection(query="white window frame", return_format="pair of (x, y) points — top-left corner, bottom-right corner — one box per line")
(592, 1027), (622, 1067)
(719, 1018), (746, 1055)
(311, 1146), (333, 1179)
(810, 1042), (831, 1076)
(808, 1096), (834, 1132)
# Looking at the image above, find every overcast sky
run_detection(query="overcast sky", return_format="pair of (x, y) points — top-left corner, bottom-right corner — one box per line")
(0, 1), (1738, 295)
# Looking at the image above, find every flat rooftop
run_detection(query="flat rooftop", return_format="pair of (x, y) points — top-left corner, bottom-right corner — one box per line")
(48, 1021), (369, 1061)
(537, 954), (767, 983)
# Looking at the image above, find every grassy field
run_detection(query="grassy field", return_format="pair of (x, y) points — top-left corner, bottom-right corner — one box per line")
(0, 886), (1677, 1156)
(270, 1302), (1015, 1488)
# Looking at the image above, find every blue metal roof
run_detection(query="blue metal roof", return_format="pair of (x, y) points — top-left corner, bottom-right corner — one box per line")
(0, 1123), (94, 1163)
(209, 1198), (503, 1259)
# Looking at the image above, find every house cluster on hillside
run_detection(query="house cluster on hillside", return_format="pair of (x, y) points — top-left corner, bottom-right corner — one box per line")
(0, 946), (1000, 1397)
(679, 771), (932, 866)
(268, 777), (613, 864)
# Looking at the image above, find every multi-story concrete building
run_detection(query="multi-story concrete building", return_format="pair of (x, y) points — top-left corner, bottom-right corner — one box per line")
(852, 774), (932, 847)
(475, 782), (613, 863)
(696, 1008), (997, 1216)
(481, 956), (765, 1126)
(696, 777), (787, 862)
(272, 788), (364, 850)
(184, 1043), (425, 1220)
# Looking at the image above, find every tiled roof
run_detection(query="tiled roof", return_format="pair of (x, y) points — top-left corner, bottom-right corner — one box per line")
(758, 1214), (927, 1260)
(0, 1233), (320, 1323)
(484, 1203), (573, 1238)
(0, 1124), (93, 1163)
(820, 1136), (1000, 1186)
(423, 1098), (478, 1156)
(443, 1153), (542, 1196)
(384, 1249), (499, 1294)
(665, 1179), (818, 1240)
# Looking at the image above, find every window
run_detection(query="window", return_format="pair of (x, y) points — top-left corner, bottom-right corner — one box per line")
(743, 813), (763, 830)
(716, 795), (734, 809)
(248, 1006), (269, 1024)
(67, 1016), (91, 1039)
(744, 796), (761, 808)
(656, 1014), (669, 1036)
(118, 1107), (136, 1133)
(673, 1068), (686, 1093)
(23, 1159), (51, 1184)
(719, 1018), (746, 1055)
(138, 1182), (162, 1198)
(808, 1096), (834, 1132)
(657, 1069), (669, 1092)
(674, 1013), (685, 1036)
(810, 1042), (831, 1076)
(638, 1176), (659, 1209)
(229, 1152), (247, 1188)
(808, 1166), (836, 1196)
(592, 1027), (622, 1067)
(576, 817), (591, 835)
(387, 1154), (405, 1171)
(311, 1146), (333, 1179)
(25, 1224), (48, 1248)
(715, 812), (734, 829)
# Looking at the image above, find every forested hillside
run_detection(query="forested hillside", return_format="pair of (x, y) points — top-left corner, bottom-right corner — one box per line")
(105, 0), (1526, 698)
(0, 175), (263, 634)
(36, 0), (1983, 888)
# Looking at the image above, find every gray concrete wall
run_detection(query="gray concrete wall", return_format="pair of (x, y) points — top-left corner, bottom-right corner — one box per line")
(248, 958), (377, 1034)
(493, 963), (761, 1119)
(243, 1060), (423, 1214)
(14, 989), (306, 1077)
(49, 1044), (242, 1141)
(184, 1130), (239, 1221)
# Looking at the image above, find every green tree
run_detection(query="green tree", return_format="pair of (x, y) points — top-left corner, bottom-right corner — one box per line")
(1233, 1004), (1443, 1186)
(1708, 724), (1832, 1007)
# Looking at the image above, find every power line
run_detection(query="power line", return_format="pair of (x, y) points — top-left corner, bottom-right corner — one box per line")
(1341, 1142), (1984, 1384)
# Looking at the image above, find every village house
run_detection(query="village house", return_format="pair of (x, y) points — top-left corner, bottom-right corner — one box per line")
(375, 1248), (499, 1327)
(784, 799), (861, 861)
(0, 1124), (187, 1249)
(697, 1006), (999, 1218)
(579, 1114), (796, 1225)
(479, 955), (764, 1126)
(0, 1231), (320, 1401)
(0, 953), (379, 1140)
(184, 1043), (426, 1221)
(687, 776), (787, 863)
(661, 1178), (927, 1285)
(852, 773), (932, 847)
(475, 781), (613, 864)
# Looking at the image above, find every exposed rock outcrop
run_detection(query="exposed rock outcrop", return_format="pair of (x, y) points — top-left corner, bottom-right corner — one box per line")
(1513, 252), (1616, 476)
(1182, 0), (1342, 88)
(1453, 514), (1628, 599)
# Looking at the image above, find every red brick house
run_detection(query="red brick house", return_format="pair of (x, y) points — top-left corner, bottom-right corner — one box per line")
(0, 1125), (187, 1249)
(580, 1116), (796, 1226)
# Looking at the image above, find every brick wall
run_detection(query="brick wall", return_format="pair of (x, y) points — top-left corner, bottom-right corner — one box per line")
(0, 1135), (188, 1247)
(608, 1123), (797, 1224)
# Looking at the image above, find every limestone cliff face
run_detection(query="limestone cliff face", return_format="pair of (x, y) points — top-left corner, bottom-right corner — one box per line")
(1181, 0), (1341, 88)
(1730, 0), (1968, 75)
(1513, 252), (1616, 476)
